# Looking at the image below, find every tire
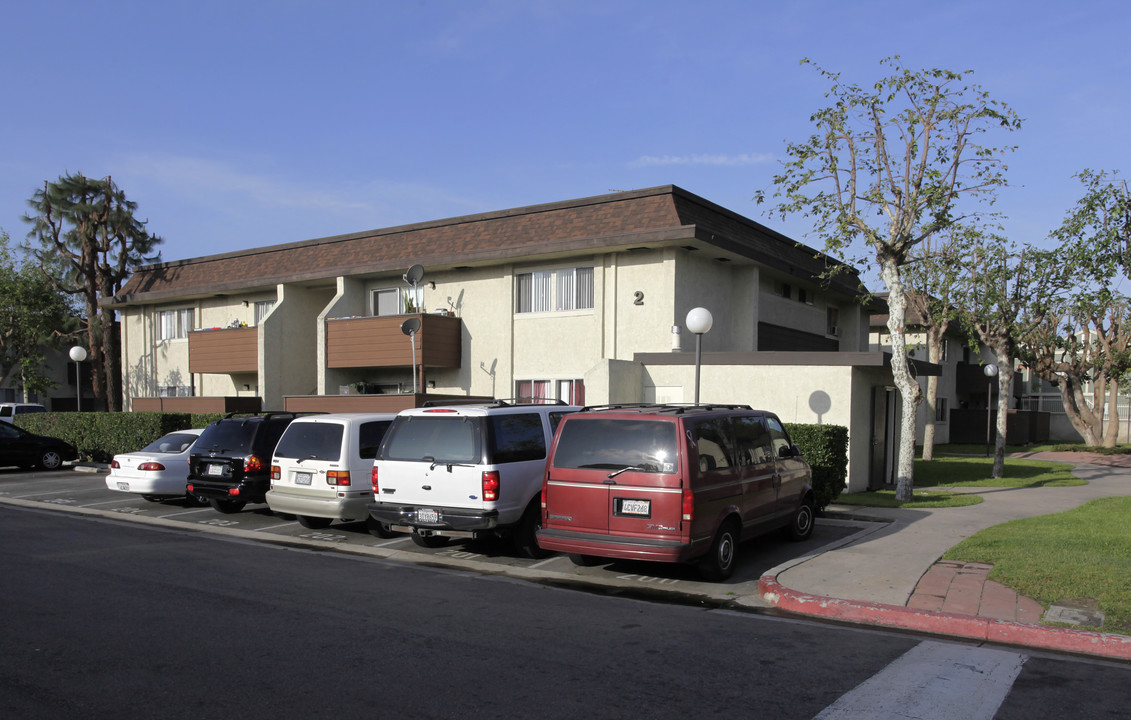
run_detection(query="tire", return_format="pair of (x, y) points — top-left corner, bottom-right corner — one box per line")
(208, 498), (246, 514)
(513, 503), (550, 559)
(411, 532), (450, 549)
(297, 515), (333, 530)
(698, 520), (740, 582)
(184, 492), (209, 507)
(784, 496), (815, 542)
(38, 450), (63, 470)
(366, 516), (396, 538)
(568, 554), (604, 567)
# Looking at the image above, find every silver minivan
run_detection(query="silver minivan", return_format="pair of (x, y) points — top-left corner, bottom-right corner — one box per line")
(267, 413), (396, 532)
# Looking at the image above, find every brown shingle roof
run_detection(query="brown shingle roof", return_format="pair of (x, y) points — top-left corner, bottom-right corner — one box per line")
(109, 185), (863, 307)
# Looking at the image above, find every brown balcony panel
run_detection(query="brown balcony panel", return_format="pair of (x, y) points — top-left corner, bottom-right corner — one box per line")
(189, 327), (259, 374)
(326, 314), (461, 369)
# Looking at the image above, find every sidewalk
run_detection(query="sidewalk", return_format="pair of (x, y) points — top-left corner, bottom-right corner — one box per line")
(754, 453), (1131, 661)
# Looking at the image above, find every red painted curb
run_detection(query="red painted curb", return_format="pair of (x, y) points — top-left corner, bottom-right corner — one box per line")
(759, 575), (1131, 662)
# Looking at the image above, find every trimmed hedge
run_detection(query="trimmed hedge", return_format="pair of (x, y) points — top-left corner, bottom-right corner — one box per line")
(786, 423), (849, 510)
(18, 412), (217, 463)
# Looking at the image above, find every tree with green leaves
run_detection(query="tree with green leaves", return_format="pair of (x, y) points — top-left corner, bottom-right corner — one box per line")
(23, 173), (162, 411)
(960, 236), (1061, 477)
(759, 57), (1021, 500)
(0, 229), (77, 398)
(1021, 170), (1131, 447)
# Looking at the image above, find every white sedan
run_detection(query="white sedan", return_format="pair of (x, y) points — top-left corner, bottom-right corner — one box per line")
(106, 429), (205, 504)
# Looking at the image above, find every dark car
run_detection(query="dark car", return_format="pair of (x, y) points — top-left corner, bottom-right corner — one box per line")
(0, 422), (78, 470)
(187, 412), (306, 514)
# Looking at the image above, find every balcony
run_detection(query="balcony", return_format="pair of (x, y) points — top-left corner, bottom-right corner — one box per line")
(326, 313), (461, 369)
(189, 327), (259, 374)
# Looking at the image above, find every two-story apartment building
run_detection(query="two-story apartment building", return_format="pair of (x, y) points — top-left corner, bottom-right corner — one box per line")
(108, 185), (938, 492)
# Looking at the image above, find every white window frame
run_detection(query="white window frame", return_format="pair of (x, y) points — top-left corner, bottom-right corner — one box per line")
(515, 266), (593, 314)
(158, 308), (194, 340)
(371, 286), (423, 317)
(515, 378), (585, 405)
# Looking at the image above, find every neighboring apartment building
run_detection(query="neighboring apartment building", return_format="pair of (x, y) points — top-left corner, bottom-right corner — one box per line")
(108, 185), (937, 491)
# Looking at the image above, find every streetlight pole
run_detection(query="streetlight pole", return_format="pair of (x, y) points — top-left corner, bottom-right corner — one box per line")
(984, 363), (998, 457)
(69, 346), (88, 412)
(685, 307), (713, 406)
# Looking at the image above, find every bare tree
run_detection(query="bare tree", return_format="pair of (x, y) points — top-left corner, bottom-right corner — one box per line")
(759, 57), (1021, 500)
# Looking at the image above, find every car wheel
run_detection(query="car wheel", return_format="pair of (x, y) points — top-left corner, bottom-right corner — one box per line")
(208, 498), (246, 514)
(297, 515), (333, 530)
(698, 520), (740, 582)
(568, 554), (604, 567)
(184, 492), (209, 507)
(513, 503), (550, 559)
(366, 516), (396, 538)
(411, 532), (450, 549)
(784, 496), (815, 542)
(38, 450), (63, 470)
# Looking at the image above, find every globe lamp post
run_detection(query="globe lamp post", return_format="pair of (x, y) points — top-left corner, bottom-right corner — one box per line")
(685, 307), (713, 406)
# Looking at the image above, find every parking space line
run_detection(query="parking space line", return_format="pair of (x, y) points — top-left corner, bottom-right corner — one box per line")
(256, 522), (299, 532)
(158, 508), (214, 518)
(12, 489), (80, 498)
(81, 498), (140, 507)
(528, 557), (559, 569)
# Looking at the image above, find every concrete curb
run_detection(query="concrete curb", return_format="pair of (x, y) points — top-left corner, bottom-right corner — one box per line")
(758, 573), (1131, 662)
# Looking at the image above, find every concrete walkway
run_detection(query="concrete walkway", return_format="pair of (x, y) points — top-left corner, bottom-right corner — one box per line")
(758, 453), (1131, 660)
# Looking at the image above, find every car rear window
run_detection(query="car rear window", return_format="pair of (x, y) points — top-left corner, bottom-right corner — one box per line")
(358, 421), (392, 460)
(552, 418), (678, 473)
(141, 432), (199, 454)
(194, 420), (259, 456)
(380, 415), (481, 464)
(275, 423), (345, 462)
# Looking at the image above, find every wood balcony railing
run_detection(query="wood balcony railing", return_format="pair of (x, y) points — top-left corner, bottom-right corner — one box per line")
(326, 313), (461, 369)
(188, 327), (259, 374)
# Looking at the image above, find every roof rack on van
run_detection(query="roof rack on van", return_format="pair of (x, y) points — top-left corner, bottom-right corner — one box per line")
(220, 411), (326, 420)
(580, 403), (753, 415)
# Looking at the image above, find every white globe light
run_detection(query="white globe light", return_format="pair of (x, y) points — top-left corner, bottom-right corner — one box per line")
(686, 307), (713, 335)
(983, 363), (998, 378)
(69, 346), (88, 363)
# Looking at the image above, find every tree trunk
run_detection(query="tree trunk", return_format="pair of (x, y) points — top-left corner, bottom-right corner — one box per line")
(993, 349), (1012, 478)
(881, 262), (922, 502)
(1060, 379), (1100, 446)
(1103, 378), (1120, 448)
(922, 324), (947, 462)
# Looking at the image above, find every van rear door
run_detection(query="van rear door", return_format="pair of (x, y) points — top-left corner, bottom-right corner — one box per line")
(545, 416), (681, 539)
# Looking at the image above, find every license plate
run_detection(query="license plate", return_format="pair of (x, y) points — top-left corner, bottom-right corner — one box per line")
(295, 472), (312, 486)
(117, 482), (129, 491)
(206, 464), (224, 476)
(619, 498), (650, 516)
(417, 508), (440, 523)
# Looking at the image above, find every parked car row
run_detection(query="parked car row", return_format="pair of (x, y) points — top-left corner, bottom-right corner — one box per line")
(102, 401), (816, 581)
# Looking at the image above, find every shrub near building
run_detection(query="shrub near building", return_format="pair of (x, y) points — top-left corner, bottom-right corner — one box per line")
(19, 412), (217, 463)
(786, 423), (848, 509)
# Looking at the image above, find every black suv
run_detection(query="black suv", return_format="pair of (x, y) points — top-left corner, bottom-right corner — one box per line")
(188, 412), (305, 513)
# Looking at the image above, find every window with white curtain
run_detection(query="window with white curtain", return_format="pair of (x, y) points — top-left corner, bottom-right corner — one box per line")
(158, 308), (194, 340)
(515, 266), (592, 313)
(254, 300), (275, 326)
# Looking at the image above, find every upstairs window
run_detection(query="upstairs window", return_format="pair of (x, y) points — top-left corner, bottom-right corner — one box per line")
(515, 267), (593, 313)
(158, 308), (194, 340)
(372, 286), (422, 316)
(254, 300), (275, 326)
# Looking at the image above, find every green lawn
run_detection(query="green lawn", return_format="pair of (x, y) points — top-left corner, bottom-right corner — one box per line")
(944, 497), (1131, 634)
(832, 456), (1083, 509)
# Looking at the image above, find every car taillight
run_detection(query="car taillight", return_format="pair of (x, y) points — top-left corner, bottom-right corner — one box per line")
(271, 465), (280, 480)
(482, 471), (500, 502)
(229, 487), (241, 496)
(138, 462), (166, 471)
(681, 488), (694, 522)
(110, 460), (121, 469)
(371, 466), (379, 493)
(245, 455), (263, 472)
(327, 470), (350, 486)
(186, 483), (195, 493)
(541, 474), (548, 509)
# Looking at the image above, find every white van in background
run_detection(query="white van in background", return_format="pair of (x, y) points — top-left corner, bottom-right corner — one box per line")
(267, 413), (396, 533)
(0, 403), (47, 423)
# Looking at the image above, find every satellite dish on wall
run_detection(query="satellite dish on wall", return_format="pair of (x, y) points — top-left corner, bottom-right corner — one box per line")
(403, 264), (425, 287)
(400, 317), (421, 336)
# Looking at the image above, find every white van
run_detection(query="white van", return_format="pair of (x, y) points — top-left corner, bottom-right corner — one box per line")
(0, 403), (47, 423)
(267, 413), (396, 532)
(368, 400), (579, 557)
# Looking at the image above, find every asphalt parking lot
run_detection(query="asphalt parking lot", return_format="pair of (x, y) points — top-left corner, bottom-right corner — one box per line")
(0, 465), (869, 607)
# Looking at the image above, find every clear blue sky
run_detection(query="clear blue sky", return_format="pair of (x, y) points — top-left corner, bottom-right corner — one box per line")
(1, 0), (1127, 284)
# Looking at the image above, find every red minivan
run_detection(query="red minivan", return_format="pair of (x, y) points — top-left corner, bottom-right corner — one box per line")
(537, 404), (814, 581)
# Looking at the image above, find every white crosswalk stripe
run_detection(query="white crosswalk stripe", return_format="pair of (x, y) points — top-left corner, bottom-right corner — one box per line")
(814, 640), (1028, 720)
